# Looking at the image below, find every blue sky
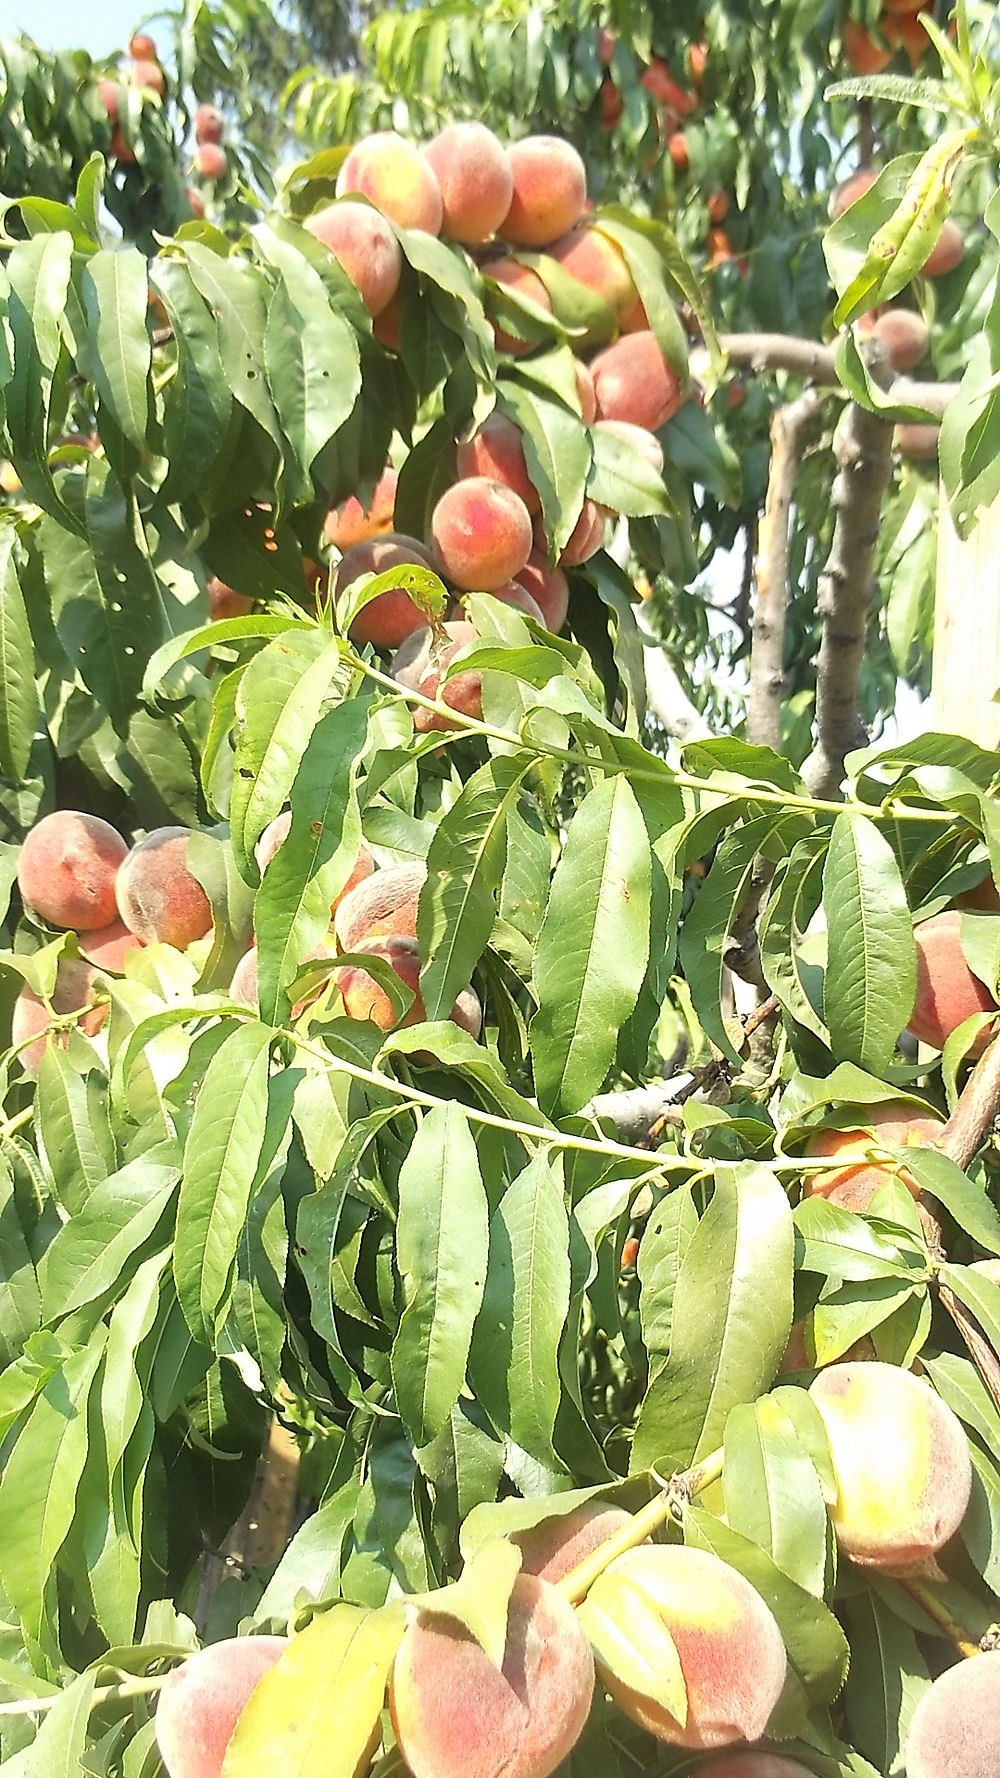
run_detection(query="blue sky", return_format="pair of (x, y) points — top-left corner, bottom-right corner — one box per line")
(24, 0), (152, 58)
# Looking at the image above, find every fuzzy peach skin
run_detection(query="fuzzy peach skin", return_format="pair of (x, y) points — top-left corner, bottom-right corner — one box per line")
(597, 1544), (787, 1750)
(499, 137), (588, 248)
(390, 620), (483, 732)
(575, 359), (598, 422)
(858, 307), (929, 371)
(334, 862), (427, 952)
(693, 1755), (819, 1778)
(512, 1502), (634, 1585)
(921, 217), (964, 278)
(594, 418), (666, 474)
(589, 331), (685, 432)
(905, 1648), (1000, 1778)
(12, 959), (110, 1078)
(78, 918), (144, 974)
(324, 466), (398, 551)
(809, 1362), (972, 1573)
(336, 131), (443, 234)
(828, 166), (878, 221)
(422, 121), (514, 244)
(339, 934), (482, 1037)
(456, 415), (540, 513)
(389, 1573), (594, 1778)
(512, 551), (570, 631)
(154, 1637), (287, 1778)
(548, 225), (637, 324)
(116, 827), (213, 949)
(479, 258), (554, 355)
(207, 576), (253, 619)
(304, 201), (403, 316)
(907, 910), (998, 1050)
(431, 478), (533, 592)
(484, 582), (546, 623)
(336, 533), (438, 649)
(18, 810), (128, 932)
(799, 1099), (943, 1214)
(895, 421), (940, 460)
(544, 499), (607, 569)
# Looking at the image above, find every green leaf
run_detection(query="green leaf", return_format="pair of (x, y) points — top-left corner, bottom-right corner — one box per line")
(35, 1045), (116, 1216)
(149, 259), (233, 504)
(531, 774), (651, 1115)
(842, 1592), (931, 1776)
(39, 1160), (177, 1322)
(497, 374), (592, 557)
(255, 1486), (359, 1625)
(632, 1166), (793, 1475)
(822, 814), (916, 1075)
(577, 1567), (687, 1725)
(903, 1149), (1000, 1255)
(222, 1601), (404, 1778)
(261, 234), (362, 490)
(184, 242), (283, 446)
(0, 528), (37, 782)
(19, 1670), (97, 1778)
(723, 1397), (829, 1596)
(0, 1160), (40, 1367)
(4, 231), (77, 526)
(637, 1183), (698, 1366)
(417, 754), (528, 1022)
(469, 1151), (571, 1464)
(173, 1022), (275, 1345)
(390, 1102), (489, 1449)
(80, 247), (151, 454)
(414, 1538), (521, 1666)
(793, 1197), (925, 1284)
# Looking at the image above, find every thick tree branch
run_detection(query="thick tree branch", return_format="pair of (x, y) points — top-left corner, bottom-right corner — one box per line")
(748, 387), (825, 751)
(941, 1036), (1000, 1173)
(689, 334), (957, 416)
(585, 1072), (698, 1144)
(801, 397), (895, 798)
(637, 608), (711, 741)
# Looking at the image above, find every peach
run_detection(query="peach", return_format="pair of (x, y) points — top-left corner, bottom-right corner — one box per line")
(422, 122), (513, 244)
(207, 576), (252, 619)
(109, 126), (136, 164)
(187, 188), (206, 219)
(305, 202), (403, 317)
(958, 875), (1000, 913)
(98, 79), (121, 121)
(336, 132), (443, 235)
(864, 307), (929, 370)
(544, 499), (606, 568)
(621, 292), (650, 332)
(195, 104), (224, 145)
(800, 1099), (943, 1214)
(921, 218), (964, 278)
(513, 1502), (633, 1585)
(694, 1758), (817, 1778)
(809, 1362), (972, 1573)
(18, 811), (128, 932)
(548, 226), (637, 325)
(373, 291), (401, 350)
(390, 620), (482, 732)
(512, 551), (570, 630)
(828, 167), (878, 222)
(486, 582), (545, 622)
(480, 258), (554, 355)
(895, 421), (939, 460)
(130, 58), (166, 95)
(324, 467), (397, 550)
(154, 1636), (287, 1778)
(339, 934), (482, 1036)
(195, 143), (227, 181)
(905, 1649), (1000, 1778)
(116, 827), (213, 949)
(230, 946), (258, 1008)
(843, 19), (891, 74)
(575, 359), (597, 423)
(430, 478), (533, 592)
(334, 862), (426, 951)
(907, 910), (998, 1049)
(500, 137), (587, 249)
(129, 31), (157, 57)
(78, 919), (144, 974)
(336, 534), (438, 649)
(254, 815), (374, 908)
(886, 11), (929, 67)
(12, 959), (110, 1077)
(598, 1545), (787, 1749)
(389, 1573), (593, 1778)
(456, 415), (539, 513)
(594, 418), (666, 475)
(600, 77), (623, 129)
(640, 58), (696, 116)
(590, 332), (684, 431)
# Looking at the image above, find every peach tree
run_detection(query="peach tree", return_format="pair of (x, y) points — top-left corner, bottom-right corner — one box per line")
(2, 5), (1000, 1778)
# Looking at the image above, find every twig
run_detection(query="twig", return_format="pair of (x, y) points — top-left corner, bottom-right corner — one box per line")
(689, 334), (957, 416)
(0, 1673), (171, 1719)
(636, 609), (710, 741)
(801, 394), (895, 798)
(900, 1578), (983, 1659)
(940, 1036), (1000, 1173)
(584, 1072), (698, 1144)
(748, 388), (826, 750)
(557, 1446), (725, 1606)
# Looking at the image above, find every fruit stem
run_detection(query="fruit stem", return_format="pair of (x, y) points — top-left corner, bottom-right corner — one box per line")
(556, 1446), (725, 1606)
(0, 1671), (171, 1719)
(900, 1578), (983, 1659)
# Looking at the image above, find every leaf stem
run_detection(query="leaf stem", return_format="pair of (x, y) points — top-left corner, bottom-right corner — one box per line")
(557, 1446), (725, 1606)
(900, 1577), (984, 1659)
(0, 1671), (171, 1719)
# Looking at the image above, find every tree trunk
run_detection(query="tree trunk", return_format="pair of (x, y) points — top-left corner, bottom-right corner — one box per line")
(932, 486), (1000, 750)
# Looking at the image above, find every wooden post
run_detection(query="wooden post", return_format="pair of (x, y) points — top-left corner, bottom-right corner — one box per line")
(932, 485), (1000, 749)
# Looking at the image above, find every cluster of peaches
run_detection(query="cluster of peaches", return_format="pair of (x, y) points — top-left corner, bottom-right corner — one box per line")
(843, 0), (934, 74)
(96, 31), (228, 210)
(151, 1356), (986, 1778)
(8, 809), (478, 1075)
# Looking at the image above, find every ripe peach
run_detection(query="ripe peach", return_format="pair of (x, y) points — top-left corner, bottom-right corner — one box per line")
(186, 187), (206, 219)
(886, 11), (929, 66)
(958, 875), (1000, 913)
(336, 132), (443, 235)
(598, 1545), (787, 1748)
(905, 1649), (1000, 1778)
(829, 167), (878, 222)
(843, 19), (891, 74)
(801, 1100), (943, 1215)
(195, 142), (227, 181)
(230, 946), (258, 1008)
(390, 620), (482, 732)
(500, 137), (588, 249)
(130, 58), (166, 95)
(548, 226), (637, 326)
(334, 862), (426, 952)
(109, 126), (136, 165)
(480, 257), (554, 355)
(12, 959), (110, 1077)
(809, 1362), (972, 1573)
(254, 816), (374, 910)
(207, 576), (252, 619)
(594, 418), (666, 475)
(195, 103), (224, 145)
(907, 910), (998, 1049)
(640, 58), (696, 117)
(544, 499), (606, 568)
(513, 1502), (634, 1584)
(116, 827), (213, 949)
(597, 27), (616, 65)
(78, 918), (144, 974)
(455, 415), (540, 513)
(422, 122), (513, 245)
(589, 331), (684, 431)
(575, 359), (597, 423)
(430, 478), (533, 592)
(513, 551), (570, 630)
(304, 202), (403, 317)
(668, 131), (690, 173)
(324, 467), (398, 551)
(98, 78), (121, 121)
(860, 306), (929, 371)
(895, 421), (940, 460)
(694, 1757), (817, 1778)
(129, 32), (157, 58)
(154, 1637), (287, 1778)
(486, 582), (545, 622)
(621, 292), (650, 332)
(688, 41), (709, 86)
(336, 533), (438, 649)
(339, 934), (481, 1036)
(600, 76), (623, 129)
(707, 190), (730, 225)
(390, 1573), (593, 1778)
(18, 811), (128, 932)
(921, 218), (964, 278)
